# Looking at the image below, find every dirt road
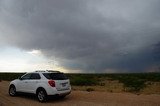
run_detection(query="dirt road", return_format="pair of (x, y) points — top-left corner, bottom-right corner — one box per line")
(0, 81), (160, 106)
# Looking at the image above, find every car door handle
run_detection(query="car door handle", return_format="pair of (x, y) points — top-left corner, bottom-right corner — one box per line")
(24, 81), (28, 83)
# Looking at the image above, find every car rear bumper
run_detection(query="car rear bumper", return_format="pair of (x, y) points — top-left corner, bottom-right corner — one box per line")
(47, 86), (71, 96)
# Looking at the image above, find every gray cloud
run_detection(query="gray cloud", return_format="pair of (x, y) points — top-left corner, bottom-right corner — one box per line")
(0, 0), (160, 72)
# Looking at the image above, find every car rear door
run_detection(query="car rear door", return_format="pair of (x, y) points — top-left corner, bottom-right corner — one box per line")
(27, 73), (41, 93)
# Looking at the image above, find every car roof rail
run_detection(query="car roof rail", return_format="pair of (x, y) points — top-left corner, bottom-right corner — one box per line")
(34, 70), (61, 73)
(35, 70), (46, 72)
(46, 70), (60, 73)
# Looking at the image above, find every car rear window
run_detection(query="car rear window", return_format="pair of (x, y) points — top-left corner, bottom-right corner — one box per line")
(43, 73), (68, 80)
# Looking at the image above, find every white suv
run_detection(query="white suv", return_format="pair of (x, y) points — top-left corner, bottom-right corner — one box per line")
(9, 70), (71, 102)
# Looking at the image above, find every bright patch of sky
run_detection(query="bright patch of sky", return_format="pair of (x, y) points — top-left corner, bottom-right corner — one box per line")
(0, 46), (68, 72)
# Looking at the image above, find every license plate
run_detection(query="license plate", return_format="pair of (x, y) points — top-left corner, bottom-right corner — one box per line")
(61, 82), (68, 87)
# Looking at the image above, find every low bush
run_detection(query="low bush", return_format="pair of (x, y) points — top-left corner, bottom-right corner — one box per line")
(0, 73), (24, 81)
(70, 75), (98, 86)
(120, 77), (146, 92)
(86, 88), (95, 92)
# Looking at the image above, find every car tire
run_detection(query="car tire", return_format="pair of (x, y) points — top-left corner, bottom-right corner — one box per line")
(37, 89), (47, 102)
(9, 85), (17, 96)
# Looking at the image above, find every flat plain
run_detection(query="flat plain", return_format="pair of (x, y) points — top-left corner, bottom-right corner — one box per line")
(0, 81), (160, 106)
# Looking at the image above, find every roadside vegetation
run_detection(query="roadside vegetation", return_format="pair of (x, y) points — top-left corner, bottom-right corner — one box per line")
(0, 72), (160, 94)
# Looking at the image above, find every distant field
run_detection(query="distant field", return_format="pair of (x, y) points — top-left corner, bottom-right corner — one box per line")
(0, 72), (160, 94)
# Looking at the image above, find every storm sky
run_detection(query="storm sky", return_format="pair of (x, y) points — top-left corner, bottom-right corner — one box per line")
(0, 0), (160, 73)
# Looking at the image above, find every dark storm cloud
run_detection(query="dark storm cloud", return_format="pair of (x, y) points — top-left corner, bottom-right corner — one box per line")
(0, 0), (160, 72)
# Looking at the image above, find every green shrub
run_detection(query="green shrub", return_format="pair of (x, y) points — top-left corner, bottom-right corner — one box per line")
(70, 75), (98, 86)
(0, 73), (24, 81)
(120, 77), (146, 92)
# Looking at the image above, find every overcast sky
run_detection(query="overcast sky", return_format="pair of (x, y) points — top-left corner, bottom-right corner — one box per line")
(0, 0), (160, 73)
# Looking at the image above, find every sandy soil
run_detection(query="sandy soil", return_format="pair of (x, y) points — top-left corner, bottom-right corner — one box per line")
(0, 81), (160, 106)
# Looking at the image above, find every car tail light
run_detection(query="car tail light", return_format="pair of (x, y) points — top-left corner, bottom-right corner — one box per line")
(48, 80), (55, 87)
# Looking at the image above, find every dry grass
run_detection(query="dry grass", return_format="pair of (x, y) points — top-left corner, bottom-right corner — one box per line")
(72, 80), (160, 94)
(142, 82), (160, 94)
(72, 80), (124, 93)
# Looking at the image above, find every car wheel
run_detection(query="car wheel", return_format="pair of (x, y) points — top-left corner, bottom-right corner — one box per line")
(37, 89), (47, 102)
(9, 85), (16, 96)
